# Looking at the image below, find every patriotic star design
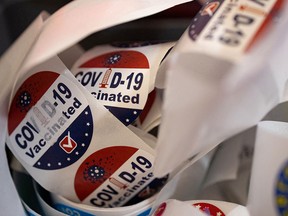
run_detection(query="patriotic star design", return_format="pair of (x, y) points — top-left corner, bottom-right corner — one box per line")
(106, 106), (141, 126)
(188, 0), (223, 41)
(74, 146), (138, 202)
(193, 202), (225, 216)
(8, 71), (94, 171)
(34, 106), (93, 170)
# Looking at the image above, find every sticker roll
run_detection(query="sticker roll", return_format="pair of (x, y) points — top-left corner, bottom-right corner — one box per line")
(152, 199), (249, 216)
(6, 56), (165, 207)
(71, 41), (174, 126)
(187, 200), (249, 216)
(50, 189), (155, 216)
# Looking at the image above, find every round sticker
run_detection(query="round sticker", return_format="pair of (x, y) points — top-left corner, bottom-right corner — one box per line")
(74, 50), (150, 125)
(188, 1), (222, 41)
(275, 160), (288, 215)
(153, 202), (167, 216)
(74, 146), (155, 207)
(193, 202), (225, 216)
(8, 71), (93, 170)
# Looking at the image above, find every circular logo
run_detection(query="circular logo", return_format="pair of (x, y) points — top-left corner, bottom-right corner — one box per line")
(8, 71), (93, 170)
(74, 50), (150, 126)
(275, 160), (288, 215)
(153, 202), (167, 216)
(193, 202), (225, 216)
(74, 146), (139, 201)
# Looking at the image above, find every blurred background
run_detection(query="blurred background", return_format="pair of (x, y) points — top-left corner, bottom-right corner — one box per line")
(0, 0), (202, 56)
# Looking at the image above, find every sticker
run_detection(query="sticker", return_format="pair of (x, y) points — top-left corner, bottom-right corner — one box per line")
(74, 50), (150, 125)
(153, 202), (167, 216)
(74, 146), (155, 207)
(193, 202), (225, 216)
(188, 0), (283, 58)
(189, 0), (223, 41)
(275, 160), (288, 215)
(54, 203), (94, 216)
(8, 71), (93, 170)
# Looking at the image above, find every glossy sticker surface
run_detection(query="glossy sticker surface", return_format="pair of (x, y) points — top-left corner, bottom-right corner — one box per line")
(8, 71), (93, 170)
(74, 146), (155, 207)
(74, 50), (150, 125)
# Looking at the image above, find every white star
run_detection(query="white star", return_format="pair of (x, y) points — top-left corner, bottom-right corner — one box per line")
(75, 152), (79, 155)
(195, 204), (201, 209)
(47, 163), (51, 167)
(217, 212), (222, 216)
(67, 157), (71, 161)
(85, 133), (88, 137)
(37, 162), (41, 165)
(86, 122), (90, 126)
(85, 111), (88, 115)
(126, 119), (130, 122)
(58, 162), (62, 166)
(133, 111), (138, 115)
(82, 143), (85, 147)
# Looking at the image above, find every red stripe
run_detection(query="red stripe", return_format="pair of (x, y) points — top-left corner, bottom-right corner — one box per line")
(245, 0), (285, 52)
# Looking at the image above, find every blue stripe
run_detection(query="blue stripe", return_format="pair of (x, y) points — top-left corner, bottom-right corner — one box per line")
(137, 208), (151, 216)
(54, 203), (95, 216)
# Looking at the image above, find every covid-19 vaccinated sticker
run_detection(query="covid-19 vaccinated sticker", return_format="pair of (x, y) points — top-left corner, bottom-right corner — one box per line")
(73, 50), (150, 126)
(193, 203), (225, 216)
(8, 71), (94, 170)
(188, 0), (284, 60)
(74, 146), (156, 208)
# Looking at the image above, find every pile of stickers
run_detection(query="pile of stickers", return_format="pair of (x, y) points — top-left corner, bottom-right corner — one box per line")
(4, 0), (288, 215)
